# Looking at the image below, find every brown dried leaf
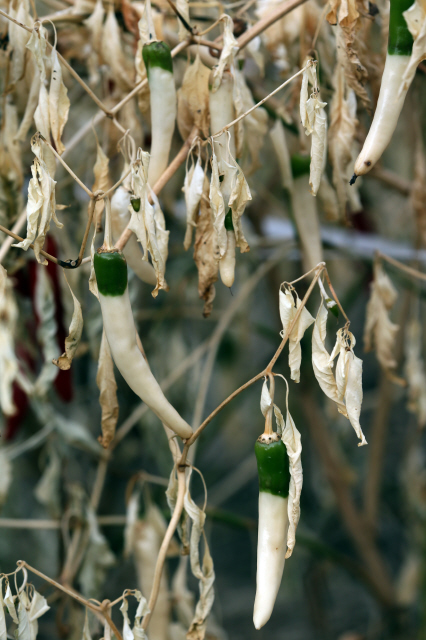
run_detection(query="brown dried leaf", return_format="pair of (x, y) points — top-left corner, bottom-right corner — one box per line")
(328, 65), (358, 217)
(49, 47), (70, 155)
(177, 55), (210, 140)
(53, 274), (83, 371)
(364, 262), (399, 371)
(96, 329), (119, 448)
(101, 6), (134, 91)
(194, 179), (219, 318)
(336, 25), (370, 109)
(412, 135), (426, 246)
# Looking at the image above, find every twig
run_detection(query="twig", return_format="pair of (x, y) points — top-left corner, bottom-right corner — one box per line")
(211, 64), (309, 138)
(165, 0), (193, 33)
(114, 126), (199, 252)
(17, 559), (124, 640)
(0, 224), (64, 267)
(236, 0), (309, 49)
(323, 268), (351, 324)
(141, 468), (186, 631)
(0, 208), (28, 263)
(377, 251), (426, 283)
(38, 134), (93, 198)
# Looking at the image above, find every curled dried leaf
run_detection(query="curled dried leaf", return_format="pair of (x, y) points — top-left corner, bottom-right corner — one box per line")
(53, 274), (83, 371)
(96, 329), (119, 448)
(364, 262), (399, 371)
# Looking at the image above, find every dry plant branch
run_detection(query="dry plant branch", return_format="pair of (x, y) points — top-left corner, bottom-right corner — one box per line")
(16, 561), (124, 640)
(236, 0), (309, 49)
(38, 134), (93, 198)
(141, 467), (186, 631)
(0, 208), (28, 263)
(302, 393), (396, 607)
(377, 251), (426, 282)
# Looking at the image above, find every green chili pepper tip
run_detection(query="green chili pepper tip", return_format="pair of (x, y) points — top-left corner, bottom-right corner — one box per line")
(94, 250), (128, 297)
(142, 41), (173, 75)
(255, 439), (290, 498)
(388, 0), (414, 55)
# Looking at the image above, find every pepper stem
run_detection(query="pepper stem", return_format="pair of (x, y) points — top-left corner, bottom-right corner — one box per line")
(103, 195), (113, 251)
(263, 373), (275, 436)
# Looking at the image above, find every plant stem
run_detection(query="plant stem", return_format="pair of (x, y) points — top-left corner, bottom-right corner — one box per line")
(141, 468), (186, 631)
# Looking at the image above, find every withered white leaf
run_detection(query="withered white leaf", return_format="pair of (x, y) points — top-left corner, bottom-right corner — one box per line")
(400, 0), (426, 95)
(16, 590), (31, 640)
(312, 300), (347, 416)
(364, 263), (399, 371)
(184, 469), (215, 640)
(129, 151), (168, 297)
(328, 66), (357, 216)
(29, 590), (50, 622)
(260, 377), (273, 417)
(79, 508), (115, 599)
(177, 54), (210, 140)
(279, 287), (314, 383)
(151, 190), (170, 269)
(209, 151), (226, 258)
(299, 61), (317, 131)
(4, 584), (18, 624)
(274, 397), (302, 558)
(330, 328), (367, 445)
(26, 26), (48, 82)
(270, 118), (293, 192)
(305, 95), (328, 196)
(13, 137), (62, 264)
(183, 156), (205, 250)
(228, 160), (251, 254)
(8, 2), (32, 87)
(52, 274), (83, 371)
(92, 142), (111, 232)
(404, 319), (426, 427)
(96, 330), (119, 448)
(233, 69), (268, 172)
(49, 47), (70, 155)
(211, 15), (239, 92)
(32, 267), (59, 396)
(0, 265), (19, 416)
(102, 6), (134, 91)
(194, 178), (219, 318)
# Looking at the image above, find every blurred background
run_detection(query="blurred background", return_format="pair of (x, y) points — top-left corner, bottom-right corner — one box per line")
(1, 0), (426, 638)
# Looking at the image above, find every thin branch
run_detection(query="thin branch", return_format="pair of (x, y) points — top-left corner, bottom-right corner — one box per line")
(141, 468), (186, 631)
(0, 208), (28, 263)
(0, 224), (64, 267)
(236, 0), (309, 49)
(377, 251), (426, 283)
(38, 134), (93, 198)
(165, 0), (193, 34)
(323, 268), (350, 324)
